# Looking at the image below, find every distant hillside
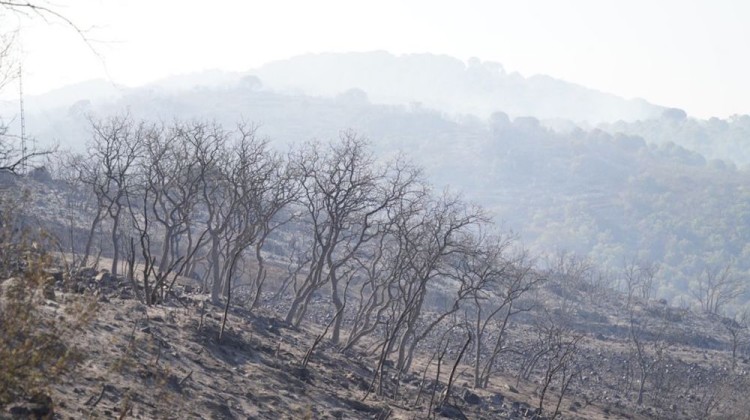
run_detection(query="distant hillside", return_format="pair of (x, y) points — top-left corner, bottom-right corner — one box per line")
(0, 79), (124, 115)
(252, 51), (665, 123)
(599, 112), (750, 168)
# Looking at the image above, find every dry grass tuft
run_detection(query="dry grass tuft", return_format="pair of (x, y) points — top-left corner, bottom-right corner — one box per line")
(0, 191), (97, 410)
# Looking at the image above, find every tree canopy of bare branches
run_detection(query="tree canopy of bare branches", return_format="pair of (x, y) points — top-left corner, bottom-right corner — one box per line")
(691, 264), (746, 315)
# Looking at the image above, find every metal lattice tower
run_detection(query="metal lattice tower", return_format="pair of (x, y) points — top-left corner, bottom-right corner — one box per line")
(18, 63), (26, 174)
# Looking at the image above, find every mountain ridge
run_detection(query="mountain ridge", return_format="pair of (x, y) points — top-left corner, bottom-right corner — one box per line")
(251, 51), (666, 123)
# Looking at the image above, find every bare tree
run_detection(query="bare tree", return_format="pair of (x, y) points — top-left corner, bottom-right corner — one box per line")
(440, 327), (472, 410)
(545, 251), (592, 320)
(0, 2), (88, 175)
(341, 170), (427, 351)
(217, 128), (297, 338)
(393, 197), (486, 376)
(1, 2), (86, 34)
(125, 121), (213, 305)
(722, 310), (749, 371)
(622, 258), (659, 308)
(691, 264), (746, 315)
(470, 245), (542, 389)
(531, 309), (583, 418)
(241, 143), (299, 310)
(0, 28), (15, 91)
(364, 192), (485, 398)
(85, 116), (143, 275)
(285, 132), (421, 346)
(627, 305), (672, 406)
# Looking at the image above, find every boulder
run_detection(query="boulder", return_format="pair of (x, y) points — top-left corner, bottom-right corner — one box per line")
(7, 393), (53, 418)
(77, 267), (97, 279)
(43, 268), (63, 283)
(438, 403), (468, 419)
(42, 281), (56, 300)
(462, 388), (481, 405)
(491, 393), (504, 405)
(94, 270), (112, 284)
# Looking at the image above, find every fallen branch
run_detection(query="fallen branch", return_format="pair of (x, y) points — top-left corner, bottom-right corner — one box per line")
(302, 304), (346, 369)
(441, 331), (472, 409)
(85, 384), (107, 407)
(179, 370), (194, 387)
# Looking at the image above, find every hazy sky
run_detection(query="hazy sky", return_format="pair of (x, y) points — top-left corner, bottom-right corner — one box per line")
(3, 0), (749, 118)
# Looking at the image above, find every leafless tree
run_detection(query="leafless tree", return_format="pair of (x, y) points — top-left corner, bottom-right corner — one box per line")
(364, 192), (485, 398)
(0, 28), (15, 91)
(285, 133), (378, 330)
(285, 132), (421, 346)
(545, 251), (592, 321)
(394, 198), (486, 376)
(691, 263), (746, 315)
(627, 305), (672, 406)
(340, 231), (399, 351)
(1, 1), (96, 58)
(722, 310), (749, 371)
(1, 1), (85, 32)
(470, 245), (542, 389)
(531, 309), (583, 418)
(340, 167), (428, 351)
(0, 2), (88, 175)
(243, 148), (300, 310)
(217, 128), (297, 338)
(124, 121), (214, 305)
(83, 116), (144, 275)
(622, 258), (659, 308)
(48, 153), (84, 263)
(66, 150), (105, 268)
(440, 327), (472, 410)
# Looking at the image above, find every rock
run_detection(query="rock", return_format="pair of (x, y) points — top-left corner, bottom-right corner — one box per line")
(491, 393), (504, 405)
(293, 366), (314, 382)
(77, 267), (97, 279)
(8, 393), (53, 418)
(8, 405), (33, 417)
(94, 270), (111, 284)
(438, 403), (468, 419)
(462, 389), (481, 405)
(43, 281), (56, 300)
(43, 269), (63, 283)
(345, 398), (379, 413)
(522, 407), (542, 418)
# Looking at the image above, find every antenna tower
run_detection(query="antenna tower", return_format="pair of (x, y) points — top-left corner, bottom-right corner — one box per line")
(18, 63), (26, 174)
